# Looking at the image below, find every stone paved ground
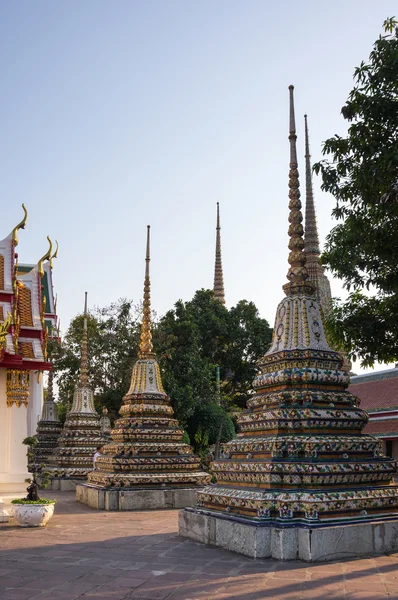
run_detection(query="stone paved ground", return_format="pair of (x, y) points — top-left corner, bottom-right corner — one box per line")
(0, 492), (397, 600)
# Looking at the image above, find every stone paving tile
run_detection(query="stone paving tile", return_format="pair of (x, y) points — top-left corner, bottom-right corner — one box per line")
(1, 491), (398, 600)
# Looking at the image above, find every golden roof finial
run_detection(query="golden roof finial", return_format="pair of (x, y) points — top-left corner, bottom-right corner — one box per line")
(283, 86), (314, 297)
(79, 292), (89, 385)
(139, 226), (154, 358)
(12, 204), (28, 246)
(50, 240), (59, 269)
(213, 202), (226, 305)
(38, 236), (53, 278)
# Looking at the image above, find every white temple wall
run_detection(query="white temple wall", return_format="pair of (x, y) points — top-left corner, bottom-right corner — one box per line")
(0, 369), (31, 492)
(27, 374), (43, 436)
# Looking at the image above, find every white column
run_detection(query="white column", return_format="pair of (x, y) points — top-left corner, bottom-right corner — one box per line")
(27, 372), (43, 436)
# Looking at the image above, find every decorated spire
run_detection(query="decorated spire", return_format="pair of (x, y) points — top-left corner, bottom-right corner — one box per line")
(304, 115), (320, 256)
(213, 202), (225, 304)
(139, 226), (154, 358)
(46, 364), (55, 403)
(79, 292), (89, 385)
(283, 85), (314, 297)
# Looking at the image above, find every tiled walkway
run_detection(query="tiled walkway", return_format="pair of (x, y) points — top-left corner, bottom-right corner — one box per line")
(0, 492), (397, 600)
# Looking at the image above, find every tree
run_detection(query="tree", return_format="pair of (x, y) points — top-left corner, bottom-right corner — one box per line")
(54, 291), (272, 452)
(313, 18), (398, 366)
(54, 299), (141, 420)
(155, 290), (272, 446)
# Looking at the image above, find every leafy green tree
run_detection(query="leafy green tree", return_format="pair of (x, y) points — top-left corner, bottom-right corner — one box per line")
(55, 291), (272, 452)
(54, 299), (141, 420)
(314, 18), (398, 366)
(155, 290), (272, 446)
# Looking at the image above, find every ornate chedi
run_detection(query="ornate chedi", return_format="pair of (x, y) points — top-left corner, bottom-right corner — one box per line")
(213, 203), (226, 304)
(304, 115), (352, 373)
(100, 407), (111, 435)
(30, 363), (62, 470)
(303, 114), (332, 317)
(192, 86), (398, 528)
(51, 293), (107, 481)
(87, 226), (210, 493)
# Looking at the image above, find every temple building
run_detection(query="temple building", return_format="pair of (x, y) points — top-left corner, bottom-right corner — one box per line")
(179, 86), (398, 561)
(77, 226), (210, 510)
(0, 206), (57, 492)
(349, 367), (398, 460)
(50, 293), (107, 490)
(213, 202), (225, 304)
(303, 115), (332, 316)
(30, 362), (62, 471)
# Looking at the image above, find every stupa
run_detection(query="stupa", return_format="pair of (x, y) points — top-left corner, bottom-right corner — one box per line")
(100, 407), (111, 435)
(303, 114), (332, 316)
(179, 86), (398, 561)
(304, 115), (352, 373)
(30, 363), (62, 470)
(50, 293), (108, 490)
(213, 202), (226, 304)
(77, 226), (210, 510)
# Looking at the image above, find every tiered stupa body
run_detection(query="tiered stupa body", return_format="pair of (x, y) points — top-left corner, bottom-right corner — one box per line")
(87, 227), (210, 493)
(213, 203), (226, 305)
(30, 365), (62, 469)
(51, 294), (107, 480)
(193, 87), (398, 527)
(303, 114), (332, 317)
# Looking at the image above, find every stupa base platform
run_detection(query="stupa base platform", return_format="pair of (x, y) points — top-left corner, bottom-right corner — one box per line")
(179, 508), (398, 562)
(0, 498), (9, 523)
(51, 478), (85, 492)
(76, 483), (200, 511)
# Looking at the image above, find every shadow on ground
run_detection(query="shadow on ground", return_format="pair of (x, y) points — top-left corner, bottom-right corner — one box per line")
(0, 491), (397, 599)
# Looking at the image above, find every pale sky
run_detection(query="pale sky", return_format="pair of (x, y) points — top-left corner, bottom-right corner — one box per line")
(1, 1), (396, 374)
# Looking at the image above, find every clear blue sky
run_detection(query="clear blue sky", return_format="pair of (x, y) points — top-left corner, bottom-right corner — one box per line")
(1, 1), (396, 372)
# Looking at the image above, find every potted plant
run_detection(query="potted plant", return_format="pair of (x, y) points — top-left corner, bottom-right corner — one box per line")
(11, 436), (56, 527)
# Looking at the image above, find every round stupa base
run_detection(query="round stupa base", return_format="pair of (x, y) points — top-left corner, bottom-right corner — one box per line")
(51, 478), (86, 492)
(179, 507), (398, 562)
(76, 483), (201, 511)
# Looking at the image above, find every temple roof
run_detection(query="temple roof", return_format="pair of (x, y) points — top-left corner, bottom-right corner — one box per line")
(349, 370), (398, 412)
(363, 419), (398, 437)
(0, 206), (57, 370)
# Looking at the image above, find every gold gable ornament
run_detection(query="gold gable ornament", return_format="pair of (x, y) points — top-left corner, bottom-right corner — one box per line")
(6, 369), (30, 407)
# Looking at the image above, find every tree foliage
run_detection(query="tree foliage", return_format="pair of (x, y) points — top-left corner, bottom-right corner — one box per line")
(54, 290), (272, 450)
(155, 290), (272, 446)
(314, 18), (398, 366)
(55, 299), (141, 420)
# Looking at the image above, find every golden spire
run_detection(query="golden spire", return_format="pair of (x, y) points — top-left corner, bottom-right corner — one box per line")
(139, 226), (154, 358)
(38, 236), (53, 278)
(79, 292), (89, 385)
(213, 202), (226, 304)
(283, 86), (314, 297)
(12, 204), (28, 246)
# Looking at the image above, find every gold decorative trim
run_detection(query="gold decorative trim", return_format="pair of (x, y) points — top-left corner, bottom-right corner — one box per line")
(6, 369), (30, 407)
